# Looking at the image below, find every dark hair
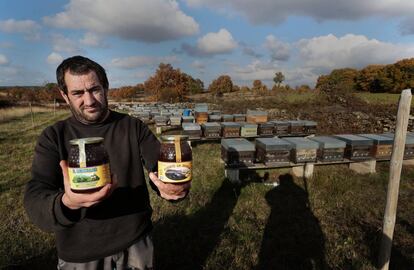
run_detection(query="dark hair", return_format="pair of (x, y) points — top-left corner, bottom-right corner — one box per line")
(56, 55), (109, 94)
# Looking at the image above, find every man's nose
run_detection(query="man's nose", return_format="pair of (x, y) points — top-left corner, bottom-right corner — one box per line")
(83, 91), (96, 106)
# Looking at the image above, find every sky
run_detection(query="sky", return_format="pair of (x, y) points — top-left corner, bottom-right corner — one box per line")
(1, 0), (414, 88)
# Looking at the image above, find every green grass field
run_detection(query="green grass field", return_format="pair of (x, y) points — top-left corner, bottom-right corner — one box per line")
(0, 108), (413, 269)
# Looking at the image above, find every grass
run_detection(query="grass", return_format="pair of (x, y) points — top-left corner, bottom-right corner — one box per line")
(355, 92), (414, 107)
(0, 106), (56, 123)
(0, 109), (413, 269)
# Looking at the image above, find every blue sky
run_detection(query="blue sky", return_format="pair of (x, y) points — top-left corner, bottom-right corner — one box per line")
(1, 0), (414, 88)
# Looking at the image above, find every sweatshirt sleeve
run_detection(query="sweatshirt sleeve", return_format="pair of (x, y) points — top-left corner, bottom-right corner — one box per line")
(137, 120), (160, 173)
(24, 127), (83, 232)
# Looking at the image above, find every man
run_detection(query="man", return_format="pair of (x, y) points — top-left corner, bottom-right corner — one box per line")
(24, 55), (190, 269)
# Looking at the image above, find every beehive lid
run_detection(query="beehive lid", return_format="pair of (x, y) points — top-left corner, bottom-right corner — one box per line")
(209, 114), (222, 120)
(288, 120), (306, 126)
(154, 116), (168, 121)
(221, 138), (255, 152)
(241, 122), (258, 128)
(359, 134), (393, 145)
(202, 122), (221, 129)
(194, 103), (208, 111)
(282, 137), (319, 149)
(271, 120), (290, 126)
(246, 110), (267, 116)
(303, 120), (317, 127)
(182, 123), (201, 131)
(310, 136), (346, 148)
(382, 133), (414, 145)
(195, 108), (208, 113)
(222, 114), (234, 119)
(182, 116), (195, 121)
(334, 134), (374, 146)
(255, 137), (292, 151)
(259, 122), (274, 128)
(221, 122), (241, 128)
(169, 116), (181, 121)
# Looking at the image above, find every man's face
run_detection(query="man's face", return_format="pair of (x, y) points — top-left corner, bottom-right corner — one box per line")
(61, 70), (108, 124)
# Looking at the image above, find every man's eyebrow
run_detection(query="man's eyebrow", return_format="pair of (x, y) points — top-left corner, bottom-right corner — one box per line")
(69, 85), (102, 93)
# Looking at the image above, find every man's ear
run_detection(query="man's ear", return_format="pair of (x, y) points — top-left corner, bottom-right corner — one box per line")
(59, 90), (70, 105)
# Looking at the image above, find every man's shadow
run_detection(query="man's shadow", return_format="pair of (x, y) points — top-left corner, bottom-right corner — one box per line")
(256, 173), (327, 270)
(152, 178), (244, 270)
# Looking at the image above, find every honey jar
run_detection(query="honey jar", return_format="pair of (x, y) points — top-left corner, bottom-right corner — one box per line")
(68, 137), (111, 192)
(158, 135), (192, 183)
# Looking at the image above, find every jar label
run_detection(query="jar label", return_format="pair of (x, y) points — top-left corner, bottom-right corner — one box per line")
(68, 163), (111, 190)
(158, 161), (192, 183)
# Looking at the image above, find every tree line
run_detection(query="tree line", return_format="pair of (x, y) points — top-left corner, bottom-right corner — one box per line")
(316, 58), (414, 93)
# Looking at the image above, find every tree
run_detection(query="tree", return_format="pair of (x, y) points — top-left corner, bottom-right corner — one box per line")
(144, 63), (203, 101)
(273, 72), (285, 87)
(252, 80), (268, 94)
(208, 75), (233, 96)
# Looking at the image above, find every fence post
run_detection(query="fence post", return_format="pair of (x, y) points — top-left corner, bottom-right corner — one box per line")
(378, 89), (412, 269)
(29, 102), (35, 129)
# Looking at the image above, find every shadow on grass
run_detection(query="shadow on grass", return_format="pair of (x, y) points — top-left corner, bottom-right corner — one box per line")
(359, 220), (414, 270)
(2, 249), (57, 270)
(256, 173), (327, 270)
(152, 178), (243, 270)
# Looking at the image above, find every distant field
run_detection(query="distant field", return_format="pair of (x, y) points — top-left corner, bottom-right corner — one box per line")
(1, 108), (413, 269)
(355, 92), (414, 106)
(0, 106), (56, 123)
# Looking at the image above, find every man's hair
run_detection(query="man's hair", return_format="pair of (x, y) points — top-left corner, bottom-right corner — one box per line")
(56, 55), (109, 94)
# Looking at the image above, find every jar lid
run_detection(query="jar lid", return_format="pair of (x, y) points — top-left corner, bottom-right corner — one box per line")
(161, 135), (189, 141)
(69, 137), (104, 145)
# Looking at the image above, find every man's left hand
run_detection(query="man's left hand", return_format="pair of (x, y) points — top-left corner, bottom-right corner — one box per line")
(149, 172), (191, 201)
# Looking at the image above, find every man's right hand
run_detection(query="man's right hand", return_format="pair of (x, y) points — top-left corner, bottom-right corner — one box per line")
(60, 160), (114, 210)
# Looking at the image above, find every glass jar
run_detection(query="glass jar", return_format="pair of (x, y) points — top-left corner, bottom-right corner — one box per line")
(68, 137), (111, 192)
(158, 135), (192, 183)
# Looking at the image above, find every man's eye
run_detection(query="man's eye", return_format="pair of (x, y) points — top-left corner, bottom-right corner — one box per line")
(72, 92), (83, 96)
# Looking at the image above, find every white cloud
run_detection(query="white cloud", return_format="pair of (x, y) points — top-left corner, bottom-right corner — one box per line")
(228, 33), (414, 87)
(0, 54), (9, 65)
(197, 28), (237, 54)
(181, 28), (237, 56)
(0, 19), (41, 40)
(296, 34), (414, 73)
(51, 33), (81, 54)
(111, 55), (179, 69)
(264, 35), (290, 61)
(191, 60), (205, 70)
(80, 32), (106, 47)
(46, 52), (64, 65)
(44, 0), (199, 42)
(185, 0), (414, 34)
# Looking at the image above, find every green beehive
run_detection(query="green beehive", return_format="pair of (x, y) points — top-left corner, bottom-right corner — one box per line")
(240, 122), (258, 137)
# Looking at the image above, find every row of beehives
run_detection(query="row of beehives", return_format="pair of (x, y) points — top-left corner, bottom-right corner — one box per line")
(142, 109), (270, 126)
(221, 133), (414, 167)
(179, 120), (317, 139)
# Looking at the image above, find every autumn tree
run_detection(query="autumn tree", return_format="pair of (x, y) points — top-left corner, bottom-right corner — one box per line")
(252, 80), (268, 94)
(316, 68), (358, 93)
(208, 75), (233, 96)
(144, 63), (203, 102)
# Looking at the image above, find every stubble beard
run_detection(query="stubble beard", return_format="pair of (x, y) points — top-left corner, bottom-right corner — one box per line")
(69, 100), (109, 124)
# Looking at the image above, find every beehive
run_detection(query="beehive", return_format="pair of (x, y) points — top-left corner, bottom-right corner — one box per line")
(240, 122), (258, 137)
(303, 120), (317, 135)
(255, 137), (292, 165)
(246, 110), (268, 123)
(258, 122), (274, 136)
(272, 121), (290, 136)
(182, 123), (202, 139)
(334, 134), (374, 160)
(222, 114), (234, 122)
(154, 116), (169, 126)
(382, 133), (414, 159)
(310, 136), (346, 162)
(221, 138), (256, 167)
(282, 137), (318, 163)
(288, 120), (305, 135)
(360, 134), (393, 159)
(201, 122), (221, 138)
(233, 114), (246, 122)
(221, 122), (240, 138)
(181, 115), (195, 123)
(169, 116), (182, 126)
(208, 114), (222, 122)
